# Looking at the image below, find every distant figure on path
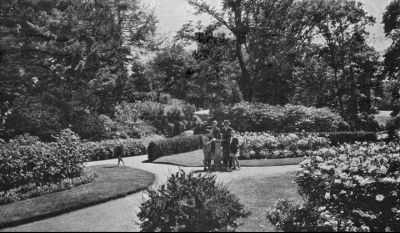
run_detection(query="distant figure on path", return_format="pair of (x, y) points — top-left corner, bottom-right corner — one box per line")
(221, 120), (234, 170)
(114, 135), (125, 167)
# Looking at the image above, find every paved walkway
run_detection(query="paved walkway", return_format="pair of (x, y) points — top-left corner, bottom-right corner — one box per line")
(2, 155), (298, 232)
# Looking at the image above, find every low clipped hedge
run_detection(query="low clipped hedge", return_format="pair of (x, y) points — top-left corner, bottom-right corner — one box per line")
(316, 131), (377, 145)
(148, 135), (202, 161)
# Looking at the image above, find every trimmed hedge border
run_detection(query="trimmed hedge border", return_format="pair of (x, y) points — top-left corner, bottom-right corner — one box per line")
(315, 131), (377, 145)
(148, 135), (203, 161)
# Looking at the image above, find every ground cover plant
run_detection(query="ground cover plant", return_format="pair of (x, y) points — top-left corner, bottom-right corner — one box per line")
(267, 142), (400, 232)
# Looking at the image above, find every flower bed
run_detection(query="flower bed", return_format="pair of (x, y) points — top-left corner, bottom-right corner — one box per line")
(0, 168), (96, 206)
(237, 132), (330, 160)
(267, 142), (400, 232)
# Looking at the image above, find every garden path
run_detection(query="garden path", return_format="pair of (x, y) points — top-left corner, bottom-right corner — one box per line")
(1, 155), (298, 232)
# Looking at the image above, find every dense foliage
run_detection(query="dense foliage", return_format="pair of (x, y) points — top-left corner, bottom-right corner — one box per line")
(0, 0), (156, 140)
(213, 102), (350, 133)
(0, 129), (86, 193)
(267, 142), (400, 232)
(147, 135), (203, 161)
(138, 170), (250, 232)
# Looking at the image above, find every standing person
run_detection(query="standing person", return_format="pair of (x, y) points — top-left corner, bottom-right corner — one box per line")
(210, 120), (221, 154)
(221, 120), (234, 170)
(114, 135), (125, 167)
(230, 137), (241, 170)
(201, 133), (213, 172)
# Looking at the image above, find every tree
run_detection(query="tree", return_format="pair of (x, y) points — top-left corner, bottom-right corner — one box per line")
(0, 0), (156, 139)
(187, 0), (317, 103)
(383, 0), (400, 78)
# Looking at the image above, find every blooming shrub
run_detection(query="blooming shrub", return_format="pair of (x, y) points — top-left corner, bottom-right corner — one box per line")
(267, 142), (400, 232)
(212, 102), (349, 133)
(138, 170), (250, 232)
(0, 129), (86, 193)
(237, 132), (330, 160)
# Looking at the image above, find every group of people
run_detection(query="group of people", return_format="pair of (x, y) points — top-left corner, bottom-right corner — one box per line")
(201, 120), (241, 172)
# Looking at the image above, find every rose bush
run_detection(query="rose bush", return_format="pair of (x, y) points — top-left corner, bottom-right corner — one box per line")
(237, 132), (330, 160)
(267, 142), (400, 232)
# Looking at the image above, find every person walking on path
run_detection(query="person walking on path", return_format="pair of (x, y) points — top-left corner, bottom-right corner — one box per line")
(113, 135), (126, 167)
(221, 120), (234, 170)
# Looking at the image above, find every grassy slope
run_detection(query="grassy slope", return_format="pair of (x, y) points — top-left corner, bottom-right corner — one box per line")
(0, 165), (155, 229)
(227, 172), (301, 232)
(153, 150), (304, 167)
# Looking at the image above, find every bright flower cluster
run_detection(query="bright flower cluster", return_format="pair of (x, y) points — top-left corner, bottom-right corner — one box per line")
(268, 142), (400, 232)
(237, 132), (330, 160)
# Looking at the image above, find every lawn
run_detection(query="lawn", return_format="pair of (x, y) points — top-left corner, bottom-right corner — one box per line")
(153, 150), (304, 167)
(0, 165), (155, 229)
(227, 172), (301, 232)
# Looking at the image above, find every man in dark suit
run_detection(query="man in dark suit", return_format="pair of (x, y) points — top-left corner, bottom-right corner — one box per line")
(221, 120), (234, 170)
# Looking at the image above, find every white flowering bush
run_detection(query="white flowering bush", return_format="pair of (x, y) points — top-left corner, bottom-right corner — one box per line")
(237, 132), (330, 160)
(267, 142), (400, 232)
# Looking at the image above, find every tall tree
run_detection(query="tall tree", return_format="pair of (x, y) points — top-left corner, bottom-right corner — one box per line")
(0, 0), (156, 139)
(187, 0), (317, 103)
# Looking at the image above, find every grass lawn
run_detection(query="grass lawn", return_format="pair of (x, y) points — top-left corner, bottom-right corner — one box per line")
(227, 172), (302, 232)
(0, 165), (155, 229)
(153, 150), (304, 167)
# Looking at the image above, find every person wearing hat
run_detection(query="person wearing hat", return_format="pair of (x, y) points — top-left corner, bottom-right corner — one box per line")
(221, 120), (234, 170)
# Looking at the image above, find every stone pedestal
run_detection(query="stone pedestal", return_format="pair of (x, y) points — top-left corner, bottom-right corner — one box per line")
(212, 140), (223, 170)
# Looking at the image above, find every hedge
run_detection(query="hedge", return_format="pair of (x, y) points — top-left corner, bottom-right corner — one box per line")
(147, 135), (203, 161)
(316, 131), (377, 145)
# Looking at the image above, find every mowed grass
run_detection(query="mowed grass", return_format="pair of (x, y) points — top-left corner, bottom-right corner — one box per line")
(153, 150), (304, 167)
(0, 165), (155, 229)
(227, 172), (301, 232)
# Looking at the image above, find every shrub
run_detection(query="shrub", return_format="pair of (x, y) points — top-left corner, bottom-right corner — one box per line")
(212, 102), (349, 133)
(138, 170), (250, 232)
(147, 135), (202, 161)
(237, 132), (331, 160)
(0, 129), (86, 193)
(267, 142), (400, 232)
(122, 100), (196, 137)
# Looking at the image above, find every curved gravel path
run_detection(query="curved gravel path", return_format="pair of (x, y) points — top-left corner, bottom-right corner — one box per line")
(1, 155), (298, 232)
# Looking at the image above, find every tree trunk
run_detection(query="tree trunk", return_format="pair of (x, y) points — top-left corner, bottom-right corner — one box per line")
(235, 40), (253, 101)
